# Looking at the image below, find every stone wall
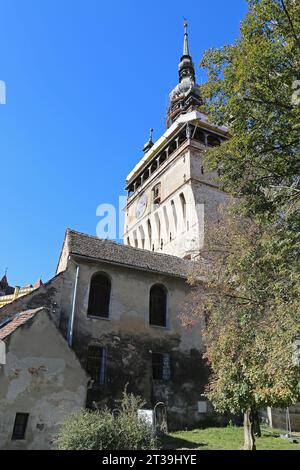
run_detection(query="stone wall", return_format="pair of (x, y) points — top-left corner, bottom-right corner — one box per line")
(0, 309), (87, 449)
(62, 256), (211, 429)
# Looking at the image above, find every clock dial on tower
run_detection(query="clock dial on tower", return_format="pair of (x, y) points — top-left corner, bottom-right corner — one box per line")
(136, 194), (148, 219)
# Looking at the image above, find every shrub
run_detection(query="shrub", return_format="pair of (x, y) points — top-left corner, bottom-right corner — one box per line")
(56, 389), (157, 450)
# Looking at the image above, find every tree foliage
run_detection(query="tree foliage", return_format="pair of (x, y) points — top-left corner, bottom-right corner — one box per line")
(189, 210), (300, 412)
(186, 0), (300, 449)
(200, 0), (300, 219)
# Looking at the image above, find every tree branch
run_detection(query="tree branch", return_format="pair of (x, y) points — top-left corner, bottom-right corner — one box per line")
(242, 96), (293, 111)
(280, 0), (300, 46)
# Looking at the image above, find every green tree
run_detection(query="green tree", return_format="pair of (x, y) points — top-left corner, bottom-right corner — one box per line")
(186, 0), (300, 449)
(186, 210), (300, 450)
(200, 0), (300, 220)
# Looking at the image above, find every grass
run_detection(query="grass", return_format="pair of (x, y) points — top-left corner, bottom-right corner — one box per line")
(161, 426), (300, 450)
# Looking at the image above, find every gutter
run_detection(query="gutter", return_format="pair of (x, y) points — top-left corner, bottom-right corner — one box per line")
(68, 257), (80, 347)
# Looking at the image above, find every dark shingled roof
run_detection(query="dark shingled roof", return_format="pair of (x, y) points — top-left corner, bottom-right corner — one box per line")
(65, 229), (197, 279)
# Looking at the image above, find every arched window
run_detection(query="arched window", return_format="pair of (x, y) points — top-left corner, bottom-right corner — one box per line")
(163, 206), (169, 237)
(147, 219), (152, 248)
(179, 192), (187, 228)
(171, 200), (177, 233)
(152, 183), (161, 206)
(139, 225), (145, 249)
(87, 273), (111, 318)
(133, 230), (138, 248)
(149, 284), (167, 327)
(155, 213), (161, 249)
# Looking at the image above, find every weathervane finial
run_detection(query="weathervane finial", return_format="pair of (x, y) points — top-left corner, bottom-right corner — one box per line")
(183, 18), (190, 56)
(149, 128), (153, 142)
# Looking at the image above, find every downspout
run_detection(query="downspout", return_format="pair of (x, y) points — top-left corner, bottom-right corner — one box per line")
(68, 259), (80, 347)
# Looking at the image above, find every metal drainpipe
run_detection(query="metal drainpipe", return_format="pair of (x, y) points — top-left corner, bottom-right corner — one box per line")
(68, 261), (80, 347)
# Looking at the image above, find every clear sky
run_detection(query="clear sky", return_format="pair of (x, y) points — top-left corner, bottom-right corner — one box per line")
(0, 0), (248, 287)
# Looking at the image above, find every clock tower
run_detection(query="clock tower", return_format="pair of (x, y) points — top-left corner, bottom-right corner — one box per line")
(123, 21), (229, 259)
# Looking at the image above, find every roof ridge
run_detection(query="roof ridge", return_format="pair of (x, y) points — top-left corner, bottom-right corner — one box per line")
(66, 228), (194, 264)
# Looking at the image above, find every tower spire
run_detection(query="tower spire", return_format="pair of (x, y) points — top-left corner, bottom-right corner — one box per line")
(183, 19), (190, 57)
(166, 20), (202, 126)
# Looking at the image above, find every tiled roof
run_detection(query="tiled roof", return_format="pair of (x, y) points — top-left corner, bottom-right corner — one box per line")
(0, 308), (43, 340)
(65, 229), (197, 279)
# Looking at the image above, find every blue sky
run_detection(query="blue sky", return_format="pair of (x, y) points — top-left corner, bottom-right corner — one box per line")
(0, 0), (247, 287)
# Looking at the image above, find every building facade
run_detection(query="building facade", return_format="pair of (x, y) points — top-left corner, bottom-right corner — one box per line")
(0, 307), (87, 450)
(0, 273), (42, 309)
(124, 21), (229, 259)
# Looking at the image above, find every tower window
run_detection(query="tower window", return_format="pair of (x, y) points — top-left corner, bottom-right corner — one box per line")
(11, 413), (29, 440)
(152, 353), (171, 380)
(87, 273), (111, 318)
(179, 193), (187, 227)
(147, 219), (152, 248)
(155, 213), (161, 248)
(163, 206), (170, 239)
(133, 230), (138, 248)
(151, 161), (158, 173)
(86, 345), (107, 386)
(139, 226), (146, 249)
(171, 200), (178, 232)
(207, 135), (221, 147)
(152, 183), (161, 205)
(149, 284), (167, 327)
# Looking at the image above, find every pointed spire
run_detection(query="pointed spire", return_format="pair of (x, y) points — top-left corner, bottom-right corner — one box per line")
(167, 20), (202, 126)
(0, 269), (8, 288)
(143, 128), (154, 153)
(183, 19), (190, 56)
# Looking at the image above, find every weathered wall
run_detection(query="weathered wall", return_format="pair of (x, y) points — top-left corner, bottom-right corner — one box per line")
(0, 309), (87, 450)
(0, 274), (64, 327)
(261, 406), (300, 432)
(62, 257), (210, 429)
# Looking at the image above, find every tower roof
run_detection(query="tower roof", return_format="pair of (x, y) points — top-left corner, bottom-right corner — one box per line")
(167, 20), (202, 126)
(0, 274), (8, 289)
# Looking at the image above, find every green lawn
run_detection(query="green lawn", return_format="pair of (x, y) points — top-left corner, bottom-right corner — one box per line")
(161, 426), (300, 450)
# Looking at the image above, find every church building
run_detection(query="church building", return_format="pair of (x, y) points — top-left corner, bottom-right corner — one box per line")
(0, 22), (232, 449)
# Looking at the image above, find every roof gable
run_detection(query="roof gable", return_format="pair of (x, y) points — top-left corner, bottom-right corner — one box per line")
(0, 308), (43, 340)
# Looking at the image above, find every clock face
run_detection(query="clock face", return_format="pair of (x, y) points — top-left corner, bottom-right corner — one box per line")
(136, 194), (148, 219)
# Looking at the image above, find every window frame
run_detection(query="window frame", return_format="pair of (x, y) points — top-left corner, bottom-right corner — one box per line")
(152, 183), (161, 206)
(87, 272), (111, 319)
(11, 412), (29, 440)
(149, 284), (168, 328)
(151, 352), (171, 381)
(86, 344), (107, 387)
